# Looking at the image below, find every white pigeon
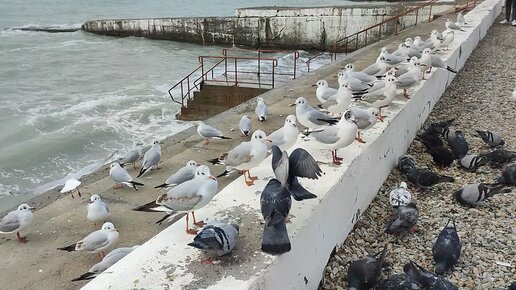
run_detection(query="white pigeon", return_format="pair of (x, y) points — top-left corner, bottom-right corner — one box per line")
(319, 83), (352, 115)
(209, 130), (270, 186)
(291, 97), (339, 129)
(457, 12), (468, 26)
(58, 222), (119, 259)
(109, 163), (144, 190)
(137, 140), (161, 177)
(87, 194), (109, 225)
(155, 160), (198, 189)
(72, 246), (139, 281)
(445, 19), (465, 32)
(303, 110), (358, 165)
(255, 97), (269, 122)
(348, 107), (382, 143)
(0, 203), (34, 243)
(360, 76), (397, 120)
(238, 115), (252, 137)
(389, 182), (412, 208)
(267, 115), (299, 151)
(194, 121), (231, 146)
(315, 80), (338, 103)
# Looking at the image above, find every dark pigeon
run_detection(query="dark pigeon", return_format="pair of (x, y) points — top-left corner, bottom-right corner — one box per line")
(385, 203), (419, 234)
(417, 137), (454, 168)
(432, 220), (461, 274)
(476, 130), (505, 147)
(406, 167), (454, 189)
(498, 163), (516, 186)
(417, 131), (444, 147)
(188, 222), (239, 257)
(398, 154), (417, 174)
(378, 273), (422, 290)
(481, 149), (516, 168)
(347, 244), (388, 290)
(404, 261), (458, 290)
(453, 183), (511, 206)
(508, 281), (516, 290)
(449, 130), (469, 160)
(425, 119), (455, 136)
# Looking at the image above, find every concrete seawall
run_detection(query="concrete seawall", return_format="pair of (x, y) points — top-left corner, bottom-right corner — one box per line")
(81, 3), (452, 50)
(81, 0), (503, 289)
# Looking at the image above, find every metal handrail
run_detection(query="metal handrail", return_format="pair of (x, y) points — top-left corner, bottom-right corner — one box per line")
(332, 0), (438, 58)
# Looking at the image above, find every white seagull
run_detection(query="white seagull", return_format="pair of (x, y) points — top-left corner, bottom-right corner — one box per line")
(136, 140), (162, 177)
(194, 121), (231, 146)
(87, 194), (109, 225)
(58, 222), (119, 259)
(0, 203), (34, 243)
(109, 163), (144, 190)
(255, 97), (269, 121)
(155, 160), (198, 189)
(238, 115), (252, 137)
(267, 115), (299, 151)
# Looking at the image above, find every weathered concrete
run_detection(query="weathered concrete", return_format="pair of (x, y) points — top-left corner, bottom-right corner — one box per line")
(81, 3), (454, 50)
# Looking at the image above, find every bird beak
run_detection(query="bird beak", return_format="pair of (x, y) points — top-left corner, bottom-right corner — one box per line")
(311, 84), (317, 87)
(247, 116), (251, 119)
(293, 123), (297, 127)
(29, 206), (36, 210)
(264, 138), (272, 142)
(289, 103), (296, 107)
(89, 201), (94, 204)
(377, 116), (384, 122)
(208, 175), (216, 180)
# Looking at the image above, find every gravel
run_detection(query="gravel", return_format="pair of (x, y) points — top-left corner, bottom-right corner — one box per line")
(319, 17), (516, 290)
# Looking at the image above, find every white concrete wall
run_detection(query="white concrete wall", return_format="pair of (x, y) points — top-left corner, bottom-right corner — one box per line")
(82, 0), (502, 289)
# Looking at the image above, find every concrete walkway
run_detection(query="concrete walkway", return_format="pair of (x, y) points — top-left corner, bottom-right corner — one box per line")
(0, 11), (482, 290)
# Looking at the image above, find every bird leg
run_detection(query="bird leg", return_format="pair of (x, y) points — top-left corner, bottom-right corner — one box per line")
(378, 107), (387, 121)
(244, 170), (256, 186)
(185, 213), (198, 235)
(16, 232), (27, 243)
(403, 89), (411, 99)
(355, 131), (366, 143)
(331, 150), (342, 165)
(203, 138), (210, 146)
(77, 189), (82, 198)
(113, 183), (122, 189)
(247, 170), (258, 181)
(192, 211), (205, 227)
(133, 162), (137, 169)
(70, 191), (75, 199)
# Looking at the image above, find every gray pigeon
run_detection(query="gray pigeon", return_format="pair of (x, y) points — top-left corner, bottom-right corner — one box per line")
(453, 183), (511, 206)
(498, 163), (516, 186)
(432, 220), (461, 274)
(398, 154), (417, 174)
(405, 167), (454, 189)
(188, 221), (239, 259)
(385, 203), (418, 234)
(378, 273), (422, 290)
(72, 246), (138, 281)
(347, 244), (388, 290)
(458, 154), (490, 172)
(271, 145), (322, 201)
(449, 130), (469, 160)
(476, 130), (505, 147)
(404, 261), (458, 290)
(260, 179), (292, 256)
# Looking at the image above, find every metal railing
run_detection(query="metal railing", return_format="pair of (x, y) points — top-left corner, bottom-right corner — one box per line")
(332, 0), (438, 59)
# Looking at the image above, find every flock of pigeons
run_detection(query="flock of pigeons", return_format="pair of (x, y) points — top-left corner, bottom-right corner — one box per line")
(1, 12), (514, 287)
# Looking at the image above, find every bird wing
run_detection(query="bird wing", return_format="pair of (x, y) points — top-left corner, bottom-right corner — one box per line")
(256, 103), (268, 116)
(112, 167), (134, 183)
(224, 142), (254, 166)
(349, 108), (373, 130)
(268, 127), (286, 147)
(289, 148), (322, 179)
(199, 124), (223, 138)
(166, 167), (195, 185)
(397, 72), (418, 88)
(142, 149), (160, 169)
(430, 56), (447, 68)
(311, 126), (340, 144)
(239, 118), (251, 132)
(306, 108), (337, 125)
(362, 87), (387, 103)
(0, 212), (21, 233)
(362, 62), (380, 75)
(81, 231), (110, 252)
(119, 149), (140, 164)
(260, 179), (291, 224)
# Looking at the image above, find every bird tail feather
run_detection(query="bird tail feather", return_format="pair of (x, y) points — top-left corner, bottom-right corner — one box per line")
(57, 244), (76, 252)
(261, 222), (291, 255)
(71, 272), (96, 282)
(446, 66), (457, 73)
(132, 200), (158, 212)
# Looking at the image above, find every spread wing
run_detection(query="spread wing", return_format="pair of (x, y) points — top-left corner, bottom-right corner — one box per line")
(289, 148), (322, 179)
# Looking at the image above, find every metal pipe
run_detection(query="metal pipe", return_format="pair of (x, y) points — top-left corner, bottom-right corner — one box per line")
(234, 59), (238, 86)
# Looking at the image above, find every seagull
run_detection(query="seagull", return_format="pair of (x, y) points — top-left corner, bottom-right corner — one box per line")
(445, 18), (465, 31)
(440, 30), (455, 50)
(432, 220), (461, 274)
(291, 97), (339, 129)
(208, 130), (270, 186)
(314, 80), (338, 103)
(361, 57), (389, 77)
(136, 140), (161, 177)
(347, 244), (388, 290)
(360, 75), (397, 120)
(238, 115), (252, 137)
(72, 245), (139, 281)
(109, 163), (144, 190)
(255, 97), (269, 122)
(338, 71), (373, 92)
(133, 165), (218, 235)
(388, 182), (412, 208)
(0, 203), (34, 243)
(348, 107), (382, 143)
(379, 47), (408, 66)
(154, 160), (198, 189)
(319, 83), (353, 115)
(266, 115), (299, 151)
(118, 144), (142, 169)
(457, 12), (468, 26)
(194, 121), (231, 146)
(188, 221), (239, 264)
(58, 222), (119, 259)
(420, 48), (457, 77)
(60, 178), (82, 198)
(343, 63), (377, 83)
(396, 57), (422, 97)
(302, 110), (358, 165)
(453, 183), (511, 207)
(87, 194), (109, 225)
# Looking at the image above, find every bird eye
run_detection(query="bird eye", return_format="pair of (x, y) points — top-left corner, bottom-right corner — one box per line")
(202, 172), (205, 175)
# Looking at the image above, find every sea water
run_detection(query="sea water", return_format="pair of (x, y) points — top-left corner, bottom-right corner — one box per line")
(0, 0), (341, 210)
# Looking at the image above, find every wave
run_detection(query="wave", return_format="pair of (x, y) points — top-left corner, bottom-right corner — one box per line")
(7, 23), (83, 33)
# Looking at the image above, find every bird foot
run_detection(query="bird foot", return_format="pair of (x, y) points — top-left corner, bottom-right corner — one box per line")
(379, 115), (387, 122)
(410, 226), (417, 233)
(186, 229), (198, 235)
(17, 236), (28, 243)
(403, 93), (411, 99)
(203, 139), (210, 146)
(355, 137), (366, 143)
(334, 156), (344, 161)
(193, 221), (205, 227)
(201, 257), (216, 265)
(248, 176), (258, 181)
(332, 159), (342, 165)
(245, 179), (255, 186)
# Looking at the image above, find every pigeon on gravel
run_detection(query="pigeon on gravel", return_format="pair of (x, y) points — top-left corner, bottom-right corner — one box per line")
(442, 127), (456, 144)
(417, 131), (443, 147)
(498, 163), (516, 186)
(458, 154), (490, 172)
(425, 119), (455, 136)
(481, 149), (516, 168)
(398, 154), (417, 174)
(476, 130), (505, 147)
(377, 273), (422, 290)
(449, 130), (469, 160)
(453, 183), (511, 206)
(417, 137), (454, 168)
(347, 244), (388, 290)
(405, 167), (454, 189)
(433, 220), (461, 274)
(385, 203), (419, 234)
(188, 221), (239, 263)
(404, 261), (458, 290)
(389, 182), (412, 208)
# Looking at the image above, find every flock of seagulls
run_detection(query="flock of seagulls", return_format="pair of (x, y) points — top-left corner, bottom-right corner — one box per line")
(0, 12), (514, 287)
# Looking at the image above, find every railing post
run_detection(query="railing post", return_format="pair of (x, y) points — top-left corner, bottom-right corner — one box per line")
(415, 8), (419, 25)
(224, 50), (228, 83)
(355, 34), (358, 51)
(293, 51), (298, 79)
(200, 57), (205, 81)
(180, 82), (184, 107)
(257, 51), (261, 77)
(378, 24), (381, 41)
(234, 58), (238, 86)
(272, 61), (275, 88)
(428, 3), (433, 22)
(365, 30), (368, 46)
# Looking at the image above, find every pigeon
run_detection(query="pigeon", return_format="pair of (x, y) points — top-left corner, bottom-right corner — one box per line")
(377, 273), (422, 290)
(0, 203), (34, 243)
(71, 246), (138, 281)
(445, 18), (465, 32)
(255, 97), (269, 121)
(260, 178), (292, 256)
(481, 149), (516, 167)
(417, 131), (443, 148)
(347, 244), (388, 290)
(291, 97), (339, 129)
(405, 167), (454, 189)
(136, 140), (161, 177)
(453, 183), (511, 206)
(389, 182), (412, 208)
(449, 130), (469, 160)
(239, 115), (252, 137)
(509, 281), (516, 290)
(133, 165), (218, 234)
(118, 145), (142, 169)
(497, 163), (516, 186)
(188, 221), (239, 263)
(456, 12), (468, 26)
(417, 137), (454, 168)
(266, 115), (299, 151)
(109, 163), (144, 191)
(208, 130), (270, 186)
(58, 222), (119, 259)
(154, 160), (198, 189)
(404, 261), (458, 290)
(432, 220), (461, 274)
(426, 119), (455, 136)
(348, 107), (382, 143)
(442, 127), (457, 144)
(458, 154), (490, 172)
(476, 130), (505, 147)
(194, 121), (232, 146)
(385, 203), (419, 234)
(315, 80), (338, 103)
(271, 145), (322, 201)
(398, 154), (417, 174)
(87, 194), (109, 225)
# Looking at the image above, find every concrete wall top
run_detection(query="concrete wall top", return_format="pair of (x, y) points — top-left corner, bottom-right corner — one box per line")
(82, 0), (502, 288)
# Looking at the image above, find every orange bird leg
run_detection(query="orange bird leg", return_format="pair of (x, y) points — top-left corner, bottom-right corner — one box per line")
(192, 211), (205, 227)
(244, 170), (255, 186)
(355, 131), (366, 143)
(331, 150), (342, 165)
(186, 213), (198, 235)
